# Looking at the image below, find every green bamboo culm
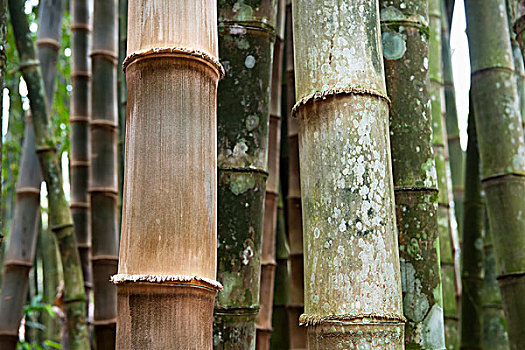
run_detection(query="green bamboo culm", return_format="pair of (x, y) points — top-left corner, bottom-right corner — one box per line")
(214, 1), (277, 348)
(466, 0), (525, 348)
(429, 0), (460, 348)
(117, 0), (127, 209)
(482, 221), (510, 350)
(292, 0), (405, 348)
(270, 191), (290, 349)
(441, 0), (464, 240)
(380, 1), (446, 348)
(70, 0), (93, 302)
(0, 0), (5, 241)
(508, 0), (525, 130)
(460, 102), (484, 350)
(7, 0), (90, 348)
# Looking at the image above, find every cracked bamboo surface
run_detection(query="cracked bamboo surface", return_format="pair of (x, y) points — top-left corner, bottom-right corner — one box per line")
(292, 1), (404, 348)
(90, 0), (119, 346)
(116, 1), (222, 348)
(256, 1), (285, 348)
(467, 0), (525, 348)
(380, 0), (446, 348)
(70, 0), (92, 303)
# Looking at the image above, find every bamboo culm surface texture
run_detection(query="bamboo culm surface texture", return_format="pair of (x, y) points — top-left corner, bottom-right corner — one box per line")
(8, 0), (90, 347)
(292, 1), (405, 348)
(90, 0), (119, 347)
(284, 2), (306, 347)
(460, 106), (484, 350)
(380, 0), (446, 348)
(429, 1), (460, 347)
(214, 1), (277, 349)
(467, 0), (525, 348)
(114, 1), (223, 348)
(256, 1), (285, 349)
(70, 0), (92, 305)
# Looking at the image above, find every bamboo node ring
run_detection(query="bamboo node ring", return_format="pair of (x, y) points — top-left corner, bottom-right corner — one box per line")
(110, 273), (224, 291)
(122, 47), (225, 79)
(299, 312), (406, 326)
(291, 87), (391, 118)
(36, 38), (61, 50)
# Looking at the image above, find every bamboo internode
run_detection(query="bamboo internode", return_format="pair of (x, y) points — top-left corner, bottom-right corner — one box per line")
(116, 1), (223, 348)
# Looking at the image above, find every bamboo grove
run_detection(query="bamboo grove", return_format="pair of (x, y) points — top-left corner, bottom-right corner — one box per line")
(1, 0), (525, 349)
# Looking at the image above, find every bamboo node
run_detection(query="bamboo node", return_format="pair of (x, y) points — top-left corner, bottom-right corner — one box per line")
(110, 274), (223, 291)
(18, 59), (40, 72)
(36, 38), (61, 50)
(16, 186), (41, 195)
(122, 47), (225, 79)
(51, 223), (74, 232)
(298, 312), (406, 326)
(71, 23), (92, 32)
(90, 119), (118, 129)
(71, 71), (91, 79)
(69, 160), (90, 168)
(90, 49), (118, 62)
(93, 318), (117, 326)
(35, 146), (56, 154)
(292, 87), (391, 118)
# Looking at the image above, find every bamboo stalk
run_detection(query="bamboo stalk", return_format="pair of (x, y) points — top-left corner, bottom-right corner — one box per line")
(70, 0), (92, 303)
(0, 117), (41, 349)
(113, 1), (223, 348)
(380, 1), (446, 348)
(117, 0), (127, 208)
(0, 0), (5, 233)
(270, 191), (290, 349)
(482, 223), (510, 350)
(8, 0), (90, 347)
(466, 0), (525, 348)
(441, 0), (464, 241)
(90, 0), (119, 347)
(214, 1), (277, 348)
(292, 1), (405, 348)
(460, 104), (484, 350)
(429, 1), (460, 347)
(256, 1), (285, 348)
(284, 2), (305, 348)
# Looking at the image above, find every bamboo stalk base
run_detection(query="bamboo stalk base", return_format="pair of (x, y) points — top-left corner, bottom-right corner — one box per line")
(116, 281), (217, 349)
(305, 322), (404, 349)
(287, 306), (306, 349)
(255, 329), (271, 350)
(213, 310), (258, 349)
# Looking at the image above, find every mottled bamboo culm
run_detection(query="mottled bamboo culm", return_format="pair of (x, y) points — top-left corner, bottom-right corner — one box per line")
(214, 1), (277, 349)
(70, 0), (92, 305)
(292, 1), (405, 348)
(285, 1), (306, 348)
(508, 0), (525, 129)
(256, 0), (285, 349)
(429, 1), (460, 347)
(467, 0), (525, 348)
(0, 0), (5, 236)
(380, 0), (446, 348)
(460, 105), (484, 350)
(8, 0), (90, 347)
(113, 1), (223, 348)
(90, 0), (119, 347)
(441, 0), (464, 240)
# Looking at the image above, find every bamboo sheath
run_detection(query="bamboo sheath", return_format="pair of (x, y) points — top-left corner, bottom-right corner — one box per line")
(90, 0), (119, 347)
(256, 1), (285, 349)
(380, 1), (446, 348)
(285, 2), (306, 348)
(9, 0), (92, 345)
(460, 105), (484, 350)
(467, 0), (525, 348)
(292, 1), (404, 348)
(0, 119), (41, 349)
(71, 0), (92, 304)
(0, 0), (65, 347)
(114, 1), (223, 348)
(214, 1), (277, 348)
(429, 1), (460, 348)
(441, 0), (464, 241)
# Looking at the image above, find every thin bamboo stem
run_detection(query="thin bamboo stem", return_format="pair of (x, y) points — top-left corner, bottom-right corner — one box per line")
(8, 0), (90, 346)
(380, 0), (446, 348)
(256, 1), (285, 348)
(466, 0), (525, 347)
(70, 0), (92, 305)
(114, 1), (223, 348)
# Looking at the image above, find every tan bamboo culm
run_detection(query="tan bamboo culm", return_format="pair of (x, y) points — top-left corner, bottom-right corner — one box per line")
(112, 1), (223, 348)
